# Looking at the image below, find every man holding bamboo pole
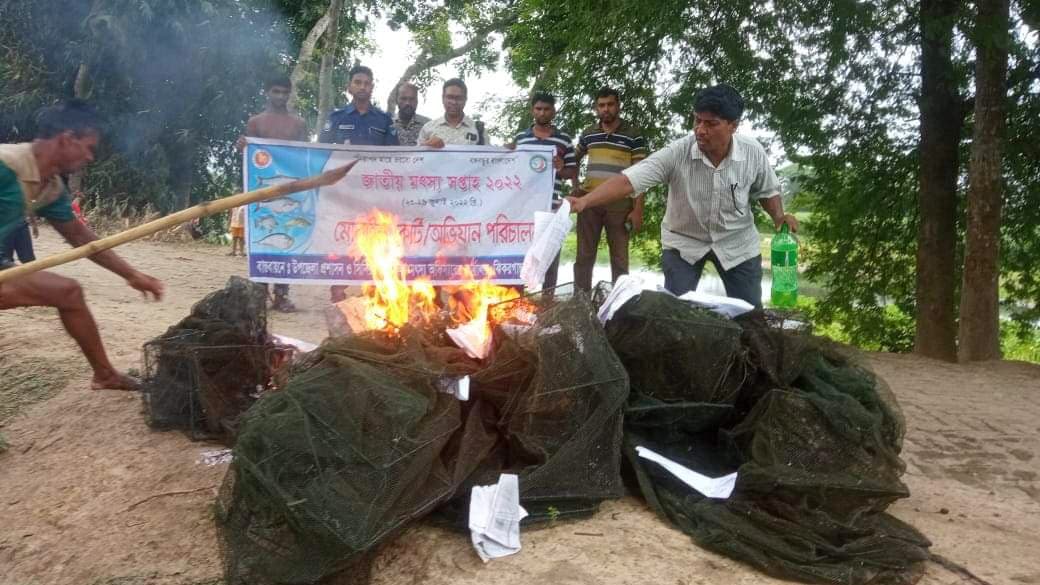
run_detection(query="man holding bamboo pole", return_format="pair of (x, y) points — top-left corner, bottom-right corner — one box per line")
(0, 100), (163, 390)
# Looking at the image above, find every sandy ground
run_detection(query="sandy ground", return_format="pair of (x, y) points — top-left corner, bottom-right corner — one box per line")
(1, 229), (1038, 585)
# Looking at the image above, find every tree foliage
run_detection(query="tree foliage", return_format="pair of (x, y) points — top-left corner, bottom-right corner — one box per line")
(500, 0), (1039, 352)
(1, 0), (1037, 354)
(1, 0), (293, 210)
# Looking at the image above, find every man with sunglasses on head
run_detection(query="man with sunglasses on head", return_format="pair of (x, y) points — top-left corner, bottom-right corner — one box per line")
(566, 84), (797, 308)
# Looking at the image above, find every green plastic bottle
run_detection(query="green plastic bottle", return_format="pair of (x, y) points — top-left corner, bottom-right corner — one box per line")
(770, 224), (798, 308)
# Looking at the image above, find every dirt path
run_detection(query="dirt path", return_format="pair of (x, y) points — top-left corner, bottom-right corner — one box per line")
(1, 229), (1038, 585)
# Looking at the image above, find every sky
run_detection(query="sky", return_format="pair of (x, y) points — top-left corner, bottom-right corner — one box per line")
(354, 17), (783, 165)
(357, 20), (520, 129)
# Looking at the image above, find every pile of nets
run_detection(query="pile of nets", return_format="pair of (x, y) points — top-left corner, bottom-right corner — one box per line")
(610, 292), (929, 585)
(142, 276), (275, 442)
(215, 292), (628, 584)
(211, 282), (928, 585)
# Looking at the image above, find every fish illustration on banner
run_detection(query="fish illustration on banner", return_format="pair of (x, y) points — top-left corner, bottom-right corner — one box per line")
(245, 143), (330, 254)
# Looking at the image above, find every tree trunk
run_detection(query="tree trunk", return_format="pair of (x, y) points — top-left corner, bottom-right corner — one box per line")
(288, 11), (332, 115)
(385, 12), (519, 117)
(162, 134), (195, 212)
(914, 0), (964, 362)
(385, 35), (488, 118)
(958, 0), (1010, 362)
(68, 62), (91, 194)
(316, 0), (344, 126)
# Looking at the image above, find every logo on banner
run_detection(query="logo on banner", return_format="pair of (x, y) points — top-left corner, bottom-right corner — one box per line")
(529, 154), (549, 173)
(253, 149), (273, 169)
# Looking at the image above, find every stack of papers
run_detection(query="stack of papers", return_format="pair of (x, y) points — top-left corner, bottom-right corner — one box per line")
(469, 474), (529, 562)
(520, 200), (572, 291)
(596, 274), (644, 324)
(447, 320), (493, 360)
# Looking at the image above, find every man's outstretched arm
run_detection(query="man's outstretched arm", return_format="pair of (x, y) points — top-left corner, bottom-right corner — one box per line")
(49, 218), (164, 300)
(565, 174), (635, 213)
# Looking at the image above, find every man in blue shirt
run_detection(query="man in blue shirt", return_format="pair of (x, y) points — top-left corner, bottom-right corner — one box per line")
(318, 65), (398, 303)
(318, 65), (399, 146)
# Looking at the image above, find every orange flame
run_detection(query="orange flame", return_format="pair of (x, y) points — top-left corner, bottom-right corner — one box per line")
(445, 264), (522, 338)
(353, 210), (437, 330)
(349, 210), (525, 346)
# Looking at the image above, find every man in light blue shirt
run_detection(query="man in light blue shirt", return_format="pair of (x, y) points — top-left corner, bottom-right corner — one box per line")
(566, 84), (798, 308)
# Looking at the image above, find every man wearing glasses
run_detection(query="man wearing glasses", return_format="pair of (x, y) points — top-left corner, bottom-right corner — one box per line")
(565, 84), (797, 308)
(419, 79), (487, 147)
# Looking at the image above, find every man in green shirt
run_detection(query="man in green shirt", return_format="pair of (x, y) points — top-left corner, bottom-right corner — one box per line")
(0, 100), (164, 390)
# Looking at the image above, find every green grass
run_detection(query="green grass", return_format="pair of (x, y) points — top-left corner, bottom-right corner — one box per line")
(0, 355), (73, 426)
(559, 231), (650, 270)
(1001, 321), (1040, 363)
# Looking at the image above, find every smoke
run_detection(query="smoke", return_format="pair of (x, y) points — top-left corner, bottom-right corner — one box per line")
(82, 1), (296, 159)
(1, 0), (304, 207)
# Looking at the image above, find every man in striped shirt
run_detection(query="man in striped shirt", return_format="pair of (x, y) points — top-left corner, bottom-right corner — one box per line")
(512, 92), (577, 291)
(572, 88), (647, 291)
(565, 84), (798, 308)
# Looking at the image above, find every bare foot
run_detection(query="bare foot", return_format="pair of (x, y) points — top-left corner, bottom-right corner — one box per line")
(91, 371), (141, 391)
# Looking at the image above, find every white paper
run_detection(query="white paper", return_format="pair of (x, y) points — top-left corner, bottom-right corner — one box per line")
(597, 274), (644, 323)
(520, 200), (572, 291)
(469, 474), (529, 562)
(447, 320), (493, 360)
(270, 333), (319, 353)
(197, 448), (234, 466)
(677, 290), (754, 319)
(499, 323), (533, 338)
(635, 446), (737, 499)
(438, 375), (470, 401)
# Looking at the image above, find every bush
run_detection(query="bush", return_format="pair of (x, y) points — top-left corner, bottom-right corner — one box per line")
(1001, 320), (1040, 363)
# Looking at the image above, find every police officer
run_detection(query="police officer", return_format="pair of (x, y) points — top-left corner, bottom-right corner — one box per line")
(318, 65), (399, 146)
(320, 65), (398, 303)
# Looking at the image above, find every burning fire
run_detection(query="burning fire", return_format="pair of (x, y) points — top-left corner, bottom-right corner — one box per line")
(353, 210), (437, 330)
(348, 210), (524, 351)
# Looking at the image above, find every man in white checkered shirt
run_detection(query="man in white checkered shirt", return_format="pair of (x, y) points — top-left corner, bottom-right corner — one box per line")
(566, 84), (798, 308)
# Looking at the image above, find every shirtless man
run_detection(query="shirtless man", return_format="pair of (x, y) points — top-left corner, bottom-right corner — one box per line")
(0, 100), (164, 390)
(236, 74), (309, 312)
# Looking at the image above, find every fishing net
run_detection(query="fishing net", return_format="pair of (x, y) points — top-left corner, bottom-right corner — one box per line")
(216, 290), (629, 584)
(206, 274), (927, 585)
(605, 290), (750, 406)
(611, 301), (929, 585)
(142, 276), (274, 442)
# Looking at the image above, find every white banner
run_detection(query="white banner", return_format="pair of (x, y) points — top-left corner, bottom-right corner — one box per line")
(242, 139), (555, 284)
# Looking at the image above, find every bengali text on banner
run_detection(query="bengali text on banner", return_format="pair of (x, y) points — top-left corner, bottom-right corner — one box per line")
(242, 139), (555, 285)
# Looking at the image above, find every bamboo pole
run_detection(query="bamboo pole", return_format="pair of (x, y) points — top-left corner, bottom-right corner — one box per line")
(0, 160), (358, 284)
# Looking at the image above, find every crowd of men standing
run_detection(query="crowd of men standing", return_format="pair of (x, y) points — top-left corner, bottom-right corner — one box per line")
(239, 64), (675, 310)
(0, 65), (798, 391)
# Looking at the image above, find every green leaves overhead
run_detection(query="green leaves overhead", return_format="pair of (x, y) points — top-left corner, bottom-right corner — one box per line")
(501, 0), (1038, 350)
